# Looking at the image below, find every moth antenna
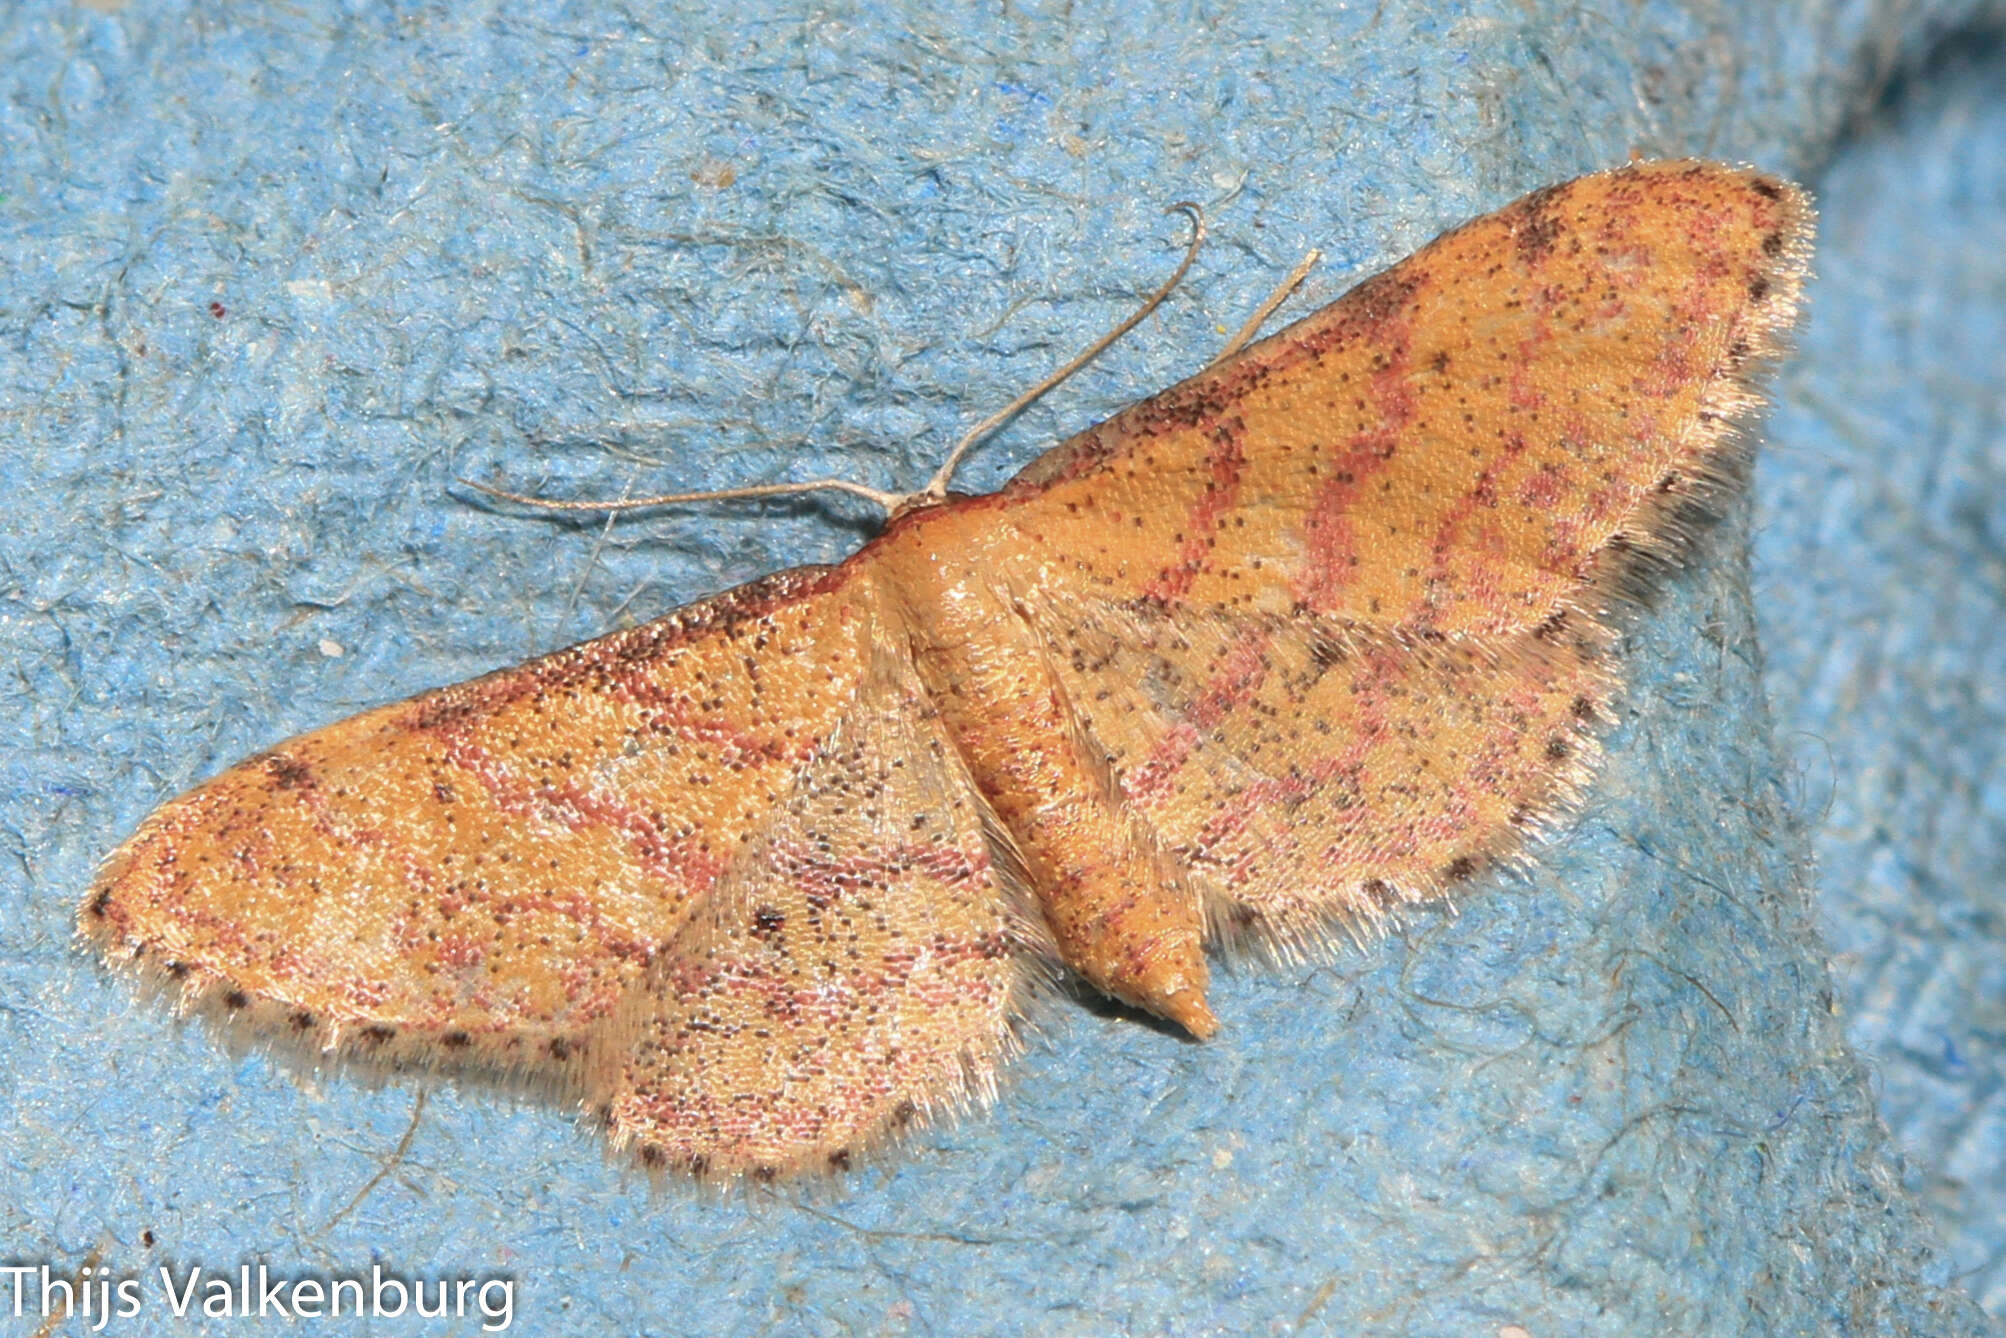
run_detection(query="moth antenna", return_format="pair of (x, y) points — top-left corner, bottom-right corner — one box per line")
(469, 205), (1209, 523)
(461, 475), (908, 519)
(916, 201), (1208, 504)
(1208, 248), (1321, 366)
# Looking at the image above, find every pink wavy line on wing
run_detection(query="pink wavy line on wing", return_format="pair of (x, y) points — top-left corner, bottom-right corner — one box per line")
(1122, 622), (1276, 806)
(1294, 315), (1419, 613)
(1141, 418), (1248, 603)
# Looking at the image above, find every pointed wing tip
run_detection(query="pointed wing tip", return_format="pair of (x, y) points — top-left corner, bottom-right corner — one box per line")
(78, 821), (165, 959)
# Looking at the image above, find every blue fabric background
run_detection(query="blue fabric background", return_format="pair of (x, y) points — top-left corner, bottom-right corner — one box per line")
(1755, 31), (2006, 1318)
(2, 2), (2001, 1335)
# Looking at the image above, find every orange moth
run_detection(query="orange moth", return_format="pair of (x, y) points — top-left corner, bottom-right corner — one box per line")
(83, 160), (1812, 1181)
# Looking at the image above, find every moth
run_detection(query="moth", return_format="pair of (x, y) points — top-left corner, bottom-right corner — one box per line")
(83, 160), (1812, 1181)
